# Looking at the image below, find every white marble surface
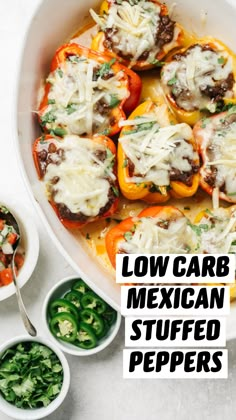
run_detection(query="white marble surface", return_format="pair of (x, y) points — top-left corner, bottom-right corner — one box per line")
(0, 1), (236, 419)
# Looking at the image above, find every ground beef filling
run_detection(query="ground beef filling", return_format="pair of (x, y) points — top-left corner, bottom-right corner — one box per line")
(127, 153), (199, 187)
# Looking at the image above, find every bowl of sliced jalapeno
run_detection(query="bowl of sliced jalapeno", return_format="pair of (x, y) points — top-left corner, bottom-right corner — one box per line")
(42, 276), (122, 355)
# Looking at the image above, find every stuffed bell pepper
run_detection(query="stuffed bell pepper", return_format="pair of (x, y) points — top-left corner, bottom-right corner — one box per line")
(33, 134), (119, 229)
(105, 206), (200, 268)
(161, 38), (236, 125)
(38, 43), (141, 137)
(194, 206), (236, 301)
(90, 0), (183, 70)
(117, 100), (199, 202)
(193, 106), (236, 203)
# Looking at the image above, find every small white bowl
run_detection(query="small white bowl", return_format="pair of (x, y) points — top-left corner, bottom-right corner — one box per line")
(42, 276), (122, 356)
(0, 195), (39, 301)
(0, 335), (70, 420)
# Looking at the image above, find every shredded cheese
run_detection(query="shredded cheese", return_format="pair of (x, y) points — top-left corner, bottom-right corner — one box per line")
(38, 135), (116, 217)
(42, 58), (129, 135)
(119, 117), (197, 186)
(198, 208), (236, 254)
(162, 44), (234, 112)
(90, 0), (179, 63)
(118, 214), (199, 254)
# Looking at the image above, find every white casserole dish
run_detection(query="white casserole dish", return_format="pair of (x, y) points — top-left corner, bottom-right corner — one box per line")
(15, 0), (236, 336)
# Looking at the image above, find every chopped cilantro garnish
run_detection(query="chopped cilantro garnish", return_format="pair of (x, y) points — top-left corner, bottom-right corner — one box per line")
(109, 94), (120, 108)
(96, 58), (116, 78)
(149, 58), (165, 67)
(41, 111), (56, 126)
(56, 68), (63, 78)
(111, 186), (119, 197)
(40, 134), (46, 144)
(187, 222), (210, 236)
(123, 159), (128, 168)
(67, 55), (83, 63)
(50, 127), (67, 137)
(0, 342), (63, 409)
(168, 76), (178, 86)
(48, 99), (56, 105)
(101, 128), (110, 136)
(66, 104), (77, 115)
(218, 56), (225, 65)
(124, 231), (133, 241)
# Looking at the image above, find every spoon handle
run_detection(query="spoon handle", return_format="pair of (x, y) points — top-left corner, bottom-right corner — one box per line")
(12, 258), (37, 337)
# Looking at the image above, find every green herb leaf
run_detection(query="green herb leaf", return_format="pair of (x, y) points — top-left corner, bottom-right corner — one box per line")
(187, 222), (210, 236)
(109, 94), (120, 108)
(96, 58), (116, 78)
(122, 159), (128, 168)
(149, 58), (165, 67)
(66, 104), (77, 114)
(168, 76), (178, 86)
(218, 56), (225, 65)
(48, 99), (56, 105)
(124, 231), (133, 241)
(50, 127), (67, 137)
(56, 68), (63, 78)
(111, 186), (119, 197)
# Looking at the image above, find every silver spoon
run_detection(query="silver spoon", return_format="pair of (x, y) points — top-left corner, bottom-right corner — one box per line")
(0, 205), (37, 336)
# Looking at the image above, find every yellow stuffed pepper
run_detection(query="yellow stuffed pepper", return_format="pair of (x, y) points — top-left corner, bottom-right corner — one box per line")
(90, 0), (184, 70)
(161, 38), (236, 125)
(117, 100), (200, 202)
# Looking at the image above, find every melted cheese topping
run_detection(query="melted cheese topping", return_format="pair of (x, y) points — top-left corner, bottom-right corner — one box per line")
(42, 58), (128, 135)
(198, 208), (236, 254)
(39, 135), (116, 217)
(90, 0), (179, 63)
(162, 45), (233, 112)
(118, 214), (199, 254)
(199, 109), (236, 197)
(119, 117), (197, 185)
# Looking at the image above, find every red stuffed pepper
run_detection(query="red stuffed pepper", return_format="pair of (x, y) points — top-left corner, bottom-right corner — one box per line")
(38, 43), (141, 137)
(193, 106), (236, 203)
(33, 134), (119, 229)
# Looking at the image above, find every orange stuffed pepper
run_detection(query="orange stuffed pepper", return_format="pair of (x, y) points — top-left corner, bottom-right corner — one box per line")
(106, 206), (199, 268)
(38, 43), (141, 137)
(117, 100), (199, 202)
(33, 134), (119, 229)
(161, 38), (236, 125)
(193, 106), (236, 203)
(90, 0), (183, 70)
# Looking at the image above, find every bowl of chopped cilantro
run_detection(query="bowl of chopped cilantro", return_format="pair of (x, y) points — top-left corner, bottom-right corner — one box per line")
(0, 335), (70, 419)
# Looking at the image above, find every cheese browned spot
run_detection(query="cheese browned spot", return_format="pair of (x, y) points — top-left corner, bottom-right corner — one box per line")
(90, 0), (180, 64)
(119, 113), (198, 187)
(41, 57), (129, 136)
(162, 44), (234, 112)
(36, 135), (117, 219)
(118, 213), (199, 254)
